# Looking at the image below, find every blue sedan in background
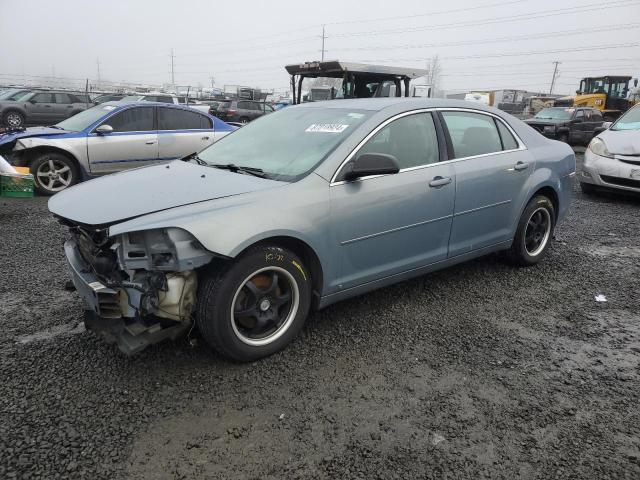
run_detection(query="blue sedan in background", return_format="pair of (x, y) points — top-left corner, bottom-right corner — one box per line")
(0, 102), (235, 194)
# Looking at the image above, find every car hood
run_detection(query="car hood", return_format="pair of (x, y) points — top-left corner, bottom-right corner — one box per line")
(598, 128), (640, 155)
(524, 118), (566, 126)
(0, 126), (70, 146)
(48, 160), (286, 226)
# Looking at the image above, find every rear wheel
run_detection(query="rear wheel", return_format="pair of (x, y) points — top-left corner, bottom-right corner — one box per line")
(508, 195), (555, 266)
(30, 152), (79, 195)
(239, 117), (250, 124)
(196, 245), (311, 361)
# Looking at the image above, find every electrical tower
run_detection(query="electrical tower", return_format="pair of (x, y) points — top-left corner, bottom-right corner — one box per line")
(320, 25), (327, 62)
(170, 49), (176, 86)
(549, 61), (560, 94)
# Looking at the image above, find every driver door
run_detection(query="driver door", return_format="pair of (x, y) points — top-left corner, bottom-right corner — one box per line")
(330, 111), (455, 291)
(87, 106), (158, 174)
(25, 92), (56, 123)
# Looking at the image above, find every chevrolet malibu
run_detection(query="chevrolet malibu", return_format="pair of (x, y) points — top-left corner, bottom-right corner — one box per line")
(49, 98), (575, 361)
(579, 104), (640, 195)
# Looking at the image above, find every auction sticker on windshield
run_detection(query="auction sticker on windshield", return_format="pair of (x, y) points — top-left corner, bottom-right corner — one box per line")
(306, 124), (349, 133)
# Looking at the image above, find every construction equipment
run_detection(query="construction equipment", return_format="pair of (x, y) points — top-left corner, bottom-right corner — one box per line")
(285, 60), (429, 104)
(556, 76), (639, 121)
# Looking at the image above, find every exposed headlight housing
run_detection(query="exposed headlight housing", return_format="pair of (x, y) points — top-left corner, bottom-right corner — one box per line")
(114, 228), (214, 272)
(543, 125), (556, 133)
(588, 137), (614, 159)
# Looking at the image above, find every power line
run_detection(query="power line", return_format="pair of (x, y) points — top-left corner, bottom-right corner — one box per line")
(330, 23), (640, 53)
(324, 0), (529, 26)
(358, 42), (639, 63)
(332, 0), (640, 38)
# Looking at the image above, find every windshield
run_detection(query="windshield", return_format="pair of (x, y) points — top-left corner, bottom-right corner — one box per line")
(55, 104), (117, 132)
(0, 89), (30, 101)
(534, 108), (573, 120)
(121, 95), (145, 101)
(197, 107), (373, 181)
(611, 106), (640, 131)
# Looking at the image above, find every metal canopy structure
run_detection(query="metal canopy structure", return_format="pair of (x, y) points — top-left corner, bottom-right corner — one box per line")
(285, 60), (429, 104)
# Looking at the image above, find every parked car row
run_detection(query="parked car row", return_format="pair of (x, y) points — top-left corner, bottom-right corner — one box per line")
(0, 102), (235, 194)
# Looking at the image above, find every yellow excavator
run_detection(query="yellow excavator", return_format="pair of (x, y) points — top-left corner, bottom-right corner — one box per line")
(555, 75), (639, 121)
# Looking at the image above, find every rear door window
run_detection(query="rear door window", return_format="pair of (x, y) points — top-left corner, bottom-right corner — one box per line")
(495, 120), (519, 150)
(102, 107), (154, 132)
(31, 93), (54, 103)
(54, 93), (72, 104)
(158, 107), (207, 130)
(441, 111), (503, 158)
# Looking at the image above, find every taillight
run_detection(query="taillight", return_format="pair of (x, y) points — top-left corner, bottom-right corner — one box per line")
(227, 109), (236, 115)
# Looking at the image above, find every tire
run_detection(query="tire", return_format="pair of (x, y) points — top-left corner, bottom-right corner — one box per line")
(508, 195), (555, 266)
(580, 182), (597, 195)
(196, 245), (312, 362)
(239, 117), (250, 124)
(3, 110), (25, 129)
(30, 152), (79, 195)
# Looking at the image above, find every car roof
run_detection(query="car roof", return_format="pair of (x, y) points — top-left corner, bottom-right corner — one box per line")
(293, 97), (503, 112)
(103, 100), (211, 113)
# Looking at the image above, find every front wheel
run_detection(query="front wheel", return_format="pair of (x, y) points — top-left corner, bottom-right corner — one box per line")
(196, 245), (312, 361)
(508, 195), (555, 266)
(3, 110), (25, 129)
(30, 152), (79, 195)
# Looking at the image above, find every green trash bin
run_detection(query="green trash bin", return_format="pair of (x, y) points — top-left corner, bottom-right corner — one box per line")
(0, 172), (35, 198)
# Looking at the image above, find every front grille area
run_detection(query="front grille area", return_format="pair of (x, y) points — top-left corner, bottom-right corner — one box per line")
(600, 175), (640, 189)
(69, 225), (121, 280)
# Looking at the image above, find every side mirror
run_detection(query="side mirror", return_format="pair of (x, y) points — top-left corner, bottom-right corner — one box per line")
(95, 124), (113, 135)
(343, 153), (400, 181)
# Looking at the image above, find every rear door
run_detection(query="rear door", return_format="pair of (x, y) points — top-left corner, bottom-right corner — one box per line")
(157, 106), (215, 160)
(54, 93), (75, 121)
(570, 109), (586, 144)
(440, 109), (533, 256)
(87, 106), (158, 174)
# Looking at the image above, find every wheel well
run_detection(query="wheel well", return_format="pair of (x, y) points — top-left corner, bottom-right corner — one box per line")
(2, 108), (24, 120)
(23, 146), (80, 170)
(250, 236), (324, 308)
(531, 186), (559, 221)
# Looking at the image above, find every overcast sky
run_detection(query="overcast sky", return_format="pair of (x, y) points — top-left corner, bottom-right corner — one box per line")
(1, 0), (638, 94)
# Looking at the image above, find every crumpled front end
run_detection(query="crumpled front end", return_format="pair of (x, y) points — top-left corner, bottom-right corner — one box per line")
(62, 222), (218, 354)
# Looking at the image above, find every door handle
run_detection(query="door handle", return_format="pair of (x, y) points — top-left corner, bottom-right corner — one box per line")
(513, 161), (529, 171)
(201, 136), (210, 140)
(429, 176), (452, 188)
(145, 140), (156, 145)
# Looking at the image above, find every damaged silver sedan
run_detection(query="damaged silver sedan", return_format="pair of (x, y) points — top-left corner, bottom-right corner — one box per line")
(49, 98), (574, 361)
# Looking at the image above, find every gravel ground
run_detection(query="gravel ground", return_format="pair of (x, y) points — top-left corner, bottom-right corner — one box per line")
(1, 155), (640, 479)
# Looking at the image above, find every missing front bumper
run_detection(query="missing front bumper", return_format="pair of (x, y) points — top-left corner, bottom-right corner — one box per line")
(83, 310), (189, 355)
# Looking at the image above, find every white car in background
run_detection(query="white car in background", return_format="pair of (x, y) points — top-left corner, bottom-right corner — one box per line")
(580, 104), (640, 195)
(121, 93), (211, 114)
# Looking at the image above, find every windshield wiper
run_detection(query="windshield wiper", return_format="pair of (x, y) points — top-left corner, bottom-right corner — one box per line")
(181, 152), (208, 166)
(47, 125), (65, 130)
(211, 163), (268, 178)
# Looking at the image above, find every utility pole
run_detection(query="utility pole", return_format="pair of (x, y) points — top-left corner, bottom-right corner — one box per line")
(170, 49), (176, 86)
(549, 61), (560, 94)
(320, 25), (327, 62)
(96, 57), (101, 84)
